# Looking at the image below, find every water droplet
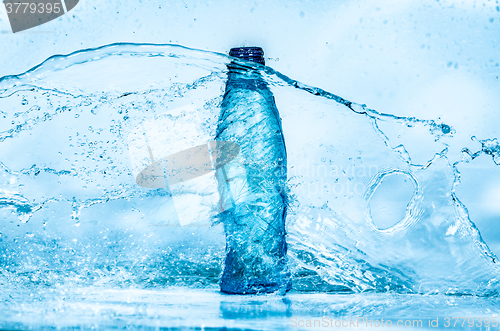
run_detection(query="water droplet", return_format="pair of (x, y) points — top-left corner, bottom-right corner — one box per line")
(441, 124), (451, 134)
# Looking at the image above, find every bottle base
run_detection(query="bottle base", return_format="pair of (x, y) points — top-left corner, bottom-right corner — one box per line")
(220, 274), (292, 295)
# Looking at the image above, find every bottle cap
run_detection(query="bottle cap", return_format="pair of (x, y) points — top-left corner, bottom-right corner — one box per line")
(229, 47), (265, 65)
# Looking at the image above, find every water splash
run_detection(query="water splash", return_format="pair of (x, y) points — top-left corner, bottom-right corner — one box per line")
(0, 43), (498, 296)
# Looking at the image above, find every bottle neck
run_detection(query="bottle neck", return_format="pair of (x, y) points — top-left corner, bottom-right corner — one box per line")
(226, 62), (268, 91)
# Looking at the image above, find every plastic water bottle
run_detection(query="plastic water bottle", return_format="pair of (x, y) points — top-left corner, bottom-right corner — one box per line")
(216, 47), (291, 294)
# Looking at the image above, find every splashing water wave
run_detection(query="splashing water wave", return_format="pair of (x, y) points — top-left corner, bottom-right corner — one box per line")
(0, 43), (499, 296)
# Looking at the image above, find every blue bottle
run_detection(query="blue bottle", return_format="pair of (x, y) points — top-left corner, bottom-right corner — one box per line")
(216, 47), (291, 294)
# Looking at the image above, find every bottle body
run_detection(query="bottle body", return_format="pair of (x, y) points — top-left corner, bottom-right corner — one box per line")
(216, 63), (291, 294)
